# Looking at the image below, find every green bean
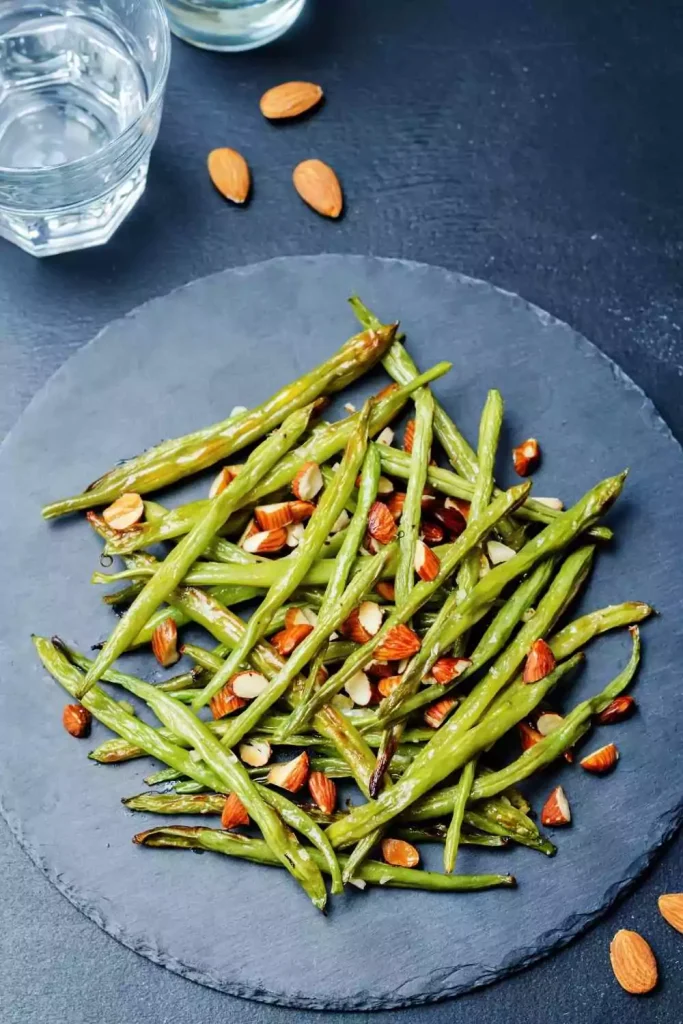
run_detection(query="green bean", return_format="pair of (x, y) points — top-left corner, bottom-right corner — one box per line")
(100, 501), (256, 557)
(395, 390), (434, 608)
(321, 464), (358, 513)
(377, 470), (626, 723)
(79, 406), (314, 697)
(396, 825), (508, 848)
(444, 759), (477, 873)
(192, 404), (373, 712)
(294, 483), (531, 724)
(134, 826), (517, 892)
(43, 322), (398, 519)
(35, 637), (328, 909)
(325, 654), (583, 849)
(464, 809), (556, 856)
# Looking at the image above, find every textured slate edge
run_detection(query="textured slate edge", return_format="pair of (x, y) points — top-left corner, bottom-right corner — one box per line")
(1, 254), (682, 1010)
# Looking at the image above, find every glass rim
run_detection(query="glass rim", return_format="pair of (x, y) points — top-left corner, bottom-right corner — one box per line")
(0, 0), (172, 178)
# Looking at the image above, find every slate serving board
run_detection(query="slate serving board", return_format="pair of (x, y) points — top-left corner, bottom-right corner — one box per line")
(1, 255), (682, 1011)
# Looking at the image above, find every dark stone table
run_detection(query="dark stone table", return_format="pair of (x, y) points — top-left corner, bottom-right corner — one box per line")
(1, 2), (681, 1020)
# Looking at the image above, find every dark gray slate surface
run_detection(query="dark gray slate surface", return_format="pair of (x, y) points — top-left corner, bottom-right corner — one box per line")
(1, 255), (682, 1010)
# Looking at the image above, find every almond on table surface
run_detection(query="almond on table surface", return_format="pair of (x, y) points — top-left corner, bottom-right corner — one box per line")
(292, 159), (343, 219)
(540, 785), (571, 826)
(381, 838), (420, 868)
(580, 742), (619, 774)
(658, 893), (683, 933)
(610, 929), (658, 994)
(259, 81), (323, 120)
(512, 437), (541, 476)
(62, 704), (91, 738)
(597, 695), (636, 724)
(208, 147), (251, 204)
(102, 492), (144, 531)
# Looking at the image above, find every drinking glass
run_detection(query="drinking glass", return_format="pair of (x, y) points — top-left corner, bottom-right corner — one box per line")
(0, 0), (171, 257)
(164, 0), (305, 52)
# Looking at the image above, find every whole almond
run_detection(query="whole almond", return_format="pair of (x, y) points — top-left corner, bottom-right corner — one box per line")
(62, 704), (91, 738)
(658, 893), (683, 933)
(292, 159), (343, 219)
(609, 929), (658, 994)
(260, 81), (323, 120)
(208, 147), (251, 204)
(381, 838), (420, 868)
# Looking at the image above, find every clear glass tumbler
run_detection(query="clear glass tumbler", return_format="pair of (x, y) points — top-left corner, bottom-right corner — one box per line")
(0, 0), (171, 257)
(164, 0), (305, 52)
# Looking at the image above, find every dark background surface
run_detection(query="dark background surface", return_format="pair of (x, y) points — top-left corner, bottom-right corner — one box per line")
(1, 1), (682, 1021)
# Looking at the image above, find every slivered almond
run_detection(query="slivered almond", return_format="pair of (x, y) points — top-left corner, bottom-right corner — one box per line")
(403, 419), (415, 453)
(424, 697), (457, 729)
(151, 617), (180, 668)
(597, 695), (636, 724)
(523, 638), (556, 683)
(255, 501), (295, 531)
(260, 81), (323, 120)
(209, 682), (247, 720)
(344, 402), (356, 413)
(420, 520), (445, 545)
(414, 539), (440, 581)
(536, 711), (564, 736)
(243, 527), (288, 554)
(62, 704), (91, 738)
(292, 461), (323, 501)
(512, 437), (541, 476)
(221, 792), (250, 830)
(102, 492), (144, 531)
(341, 601), (384, 643)
(376, 427), (394, 446)
(267, 751), (310, 792)
(375, 624), (421, 661)
(541, 785), (571, 826)
(239, 739), (272, 767)
(375, 581), (395, 603)
(381, 838), (419, 868)
(289, 499), (316, 522)
(209, 466), (235, 498)
(308, 771), (337, 814)
(344, 670), (373, 706)
(431, 656), (471, 685)
(434, 501), (467, 536)
(658, 894), (683, 934)
(534, 496), (564, 510)
(518, 721), (543, 752)
(368, 501), (397, 544)
(271, 623), (314, 657)
(610, 929), (658, 994)
(286, 522), (305, 547)
(386, 492), (406, 519)
(208, 147), (251, 204)
(231, 670), (269, 699)
(487, 540), (516, 565)
(377, 674), (403, 698)
(293, 159), (343, 218)
(580, 742), (619, 774)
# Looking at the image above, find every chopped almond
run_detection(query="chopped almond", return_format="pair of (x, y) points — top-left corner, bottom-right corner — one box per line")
(292, 461), (323, 501)
(513, 437), (540, 476)
(596, 695), (636, 724)
(102, 492), (144, 531)
(151, 617), (180, 668)
(231, 671), (269, 699)
(434, 500), (467, 535)
(242, 527), (288, 554)
(420, 520), (444, 545)
(286, 522), (305, 547)
(523, 638), (556, 683)
(382, 837), (419, 868)
(403, 419), (415, 453)
(270, 623), (314, 657)
(430, 656), (471, 685)
(414, 539), (440, 581)
(288, 499), (316, 522)
(209, 467), (235, 498)
(377, 674), (403, 698)
(487, 540), (516, 565)
(254, 501), (295, 531)
(377, 476), (394, 495)
(341, 601), (384, 643)
(541, 785), (571, 826)
(308, 771), (337, 814)
(580, 742), (619, 774)
(518, 721), (543, 752)
(375, 580), (396, 603)
(209, 682), (247, 720)
(344, 670), (373, 706)
(238, 518), (260, 547)
(386, 492), (406, 519)
(221, 792), (250, 830)
(376, 427), (394, 446)
(374, 624), (421, 661)
(267, 751), (310, 792)
(424, 696), (458, 729)
(238, 739), (272, 767)
(368, 501), (397, 544)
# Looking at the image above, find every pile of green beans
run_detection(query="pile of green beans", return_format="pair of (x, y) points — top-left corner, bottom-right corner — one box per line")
(35, 300), (650, 911)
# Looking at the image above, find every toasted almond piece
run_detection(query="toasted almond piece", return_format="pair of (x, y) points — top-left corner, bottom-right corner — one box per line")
(344, 402), (357, 414)
(209, 466), (235, 498)
(231, 670), (269, 699)
(293, 159), (343, 218)
(376, 427), (394, 446)
(658, 894), (683, 934)
(151, 617), (180, 668)
(344, 669), (373, 706)
(366, 659), (396, 679)
(292, 461), (323, 501)
(512, 437), (541, 476)
(402, 419), (415, 453)
(597, 695), (636, 724)
(208, 147), (251, 204)
(580, 742), (619, 774)
(210, 682), (247, 720)
(288, 499), (316, 523)
(238, 517), (259, 547)
(286, 522), (305, 548)
(270, 623), (314, 657)
(536, 710), (564, 736)
(368, 501), (397, 544)
(300, 606), (318, 627)
(255, 501), (295, 531)
(523, 638), (556, 683)
(431, 656), (471, 686)
(420, 520), (445, 545)
(414, 539), (440, 582)
(377, 674), (404, 698)
(330, 509), (350, 534)
(424, 696), (458, 729)
(377, 476), (394, 495)
(375, 624), (421, 661)
(284, 607), (311, 629)
(448, 497), (471, 520)
(610, 929), (658, 994)
(62, 704), (91, 738)
(434, 501), (467, 535)
(243, 526), (288, 554)
(102, 492), (144, 531)
(518, 721), (543, 752)
(381, 837), (419, 868)
(260, 80), (323, 120)
(534, 496), (564, 510)
(487, 540), (517, 565)
(386, 492), (406, 519)
(308, 771), (337, 814)
(341, 601), (383, 643)
(267, 751), (310, 793)
(238, 739), (272, 767)
(221, 792), (250, 830)
(541, 785), (571, 826)
(375, 580), (396, 603)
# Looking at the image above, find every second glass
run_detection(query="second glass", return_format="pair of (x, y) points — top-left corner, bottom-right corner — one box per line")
(164, 0), (305, 52)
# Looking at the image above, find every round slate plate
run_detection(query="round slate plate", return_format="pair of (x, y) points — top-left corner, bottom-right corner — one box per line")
(1, 255), (682, 1011)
